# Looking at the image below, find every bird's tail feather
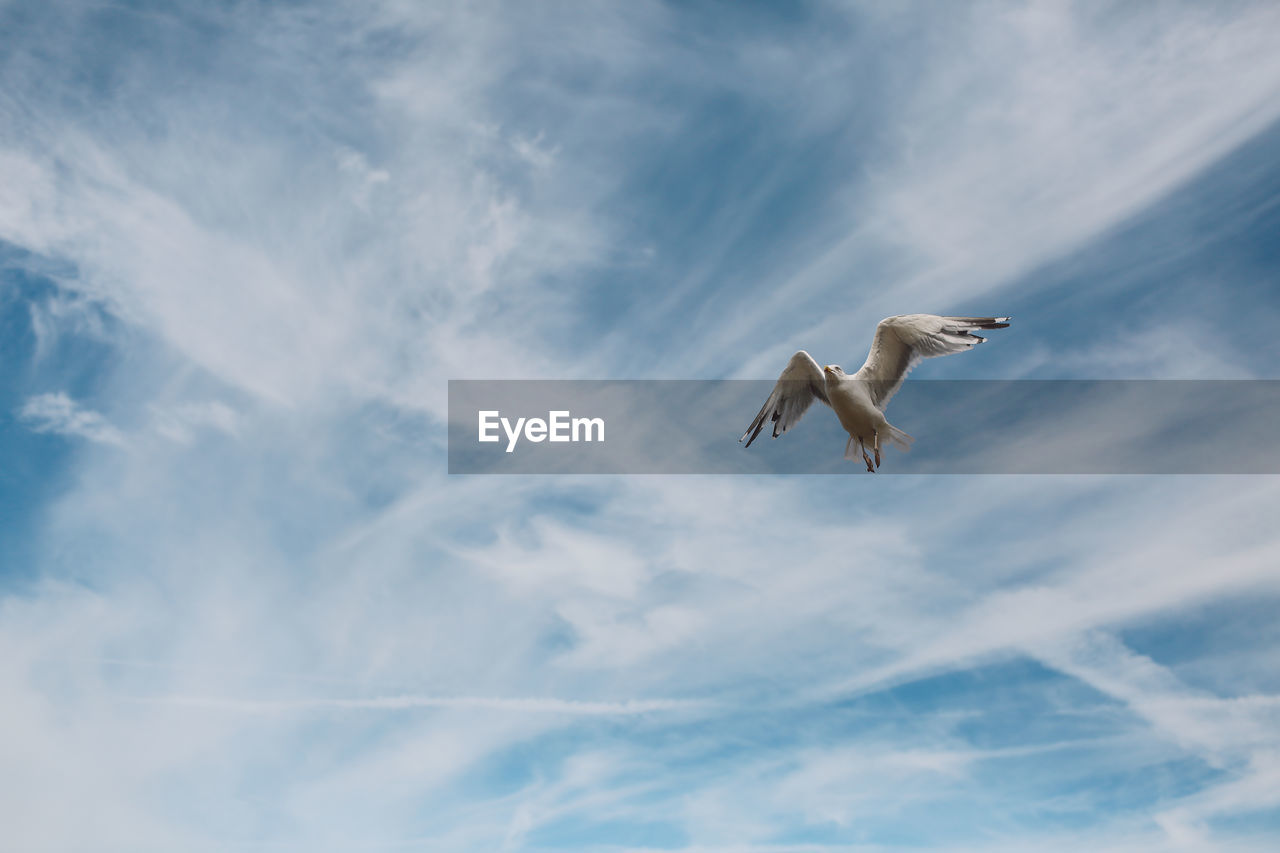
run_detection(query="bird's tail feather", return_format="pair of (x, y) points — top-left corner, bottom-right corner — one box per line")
(845, 427), (913, 460)
(882, 424), (914, 452)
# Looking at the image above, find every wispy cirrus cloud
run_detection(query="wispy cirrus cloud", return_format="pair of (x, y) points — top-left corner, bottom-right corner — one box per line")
(19, 391), (125, 446)
(716, 0), (1280, 380)
(148, 400), (240, 444)
(135, 693), (708, 715)
(2, 1), (1280, 851)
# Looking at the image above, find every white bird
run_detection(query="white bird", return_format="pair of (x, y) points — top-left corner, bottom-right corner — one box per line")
(741, 314), (1011, 471)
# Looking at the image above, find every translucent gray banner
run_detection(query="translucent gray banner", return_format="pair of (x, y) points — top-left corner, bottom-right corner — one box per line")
(447, 380), (1280, 474)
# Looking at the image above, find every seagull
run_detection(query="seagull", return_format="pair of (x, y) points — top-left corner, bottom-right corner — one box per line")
(740, 315), (1011, 471)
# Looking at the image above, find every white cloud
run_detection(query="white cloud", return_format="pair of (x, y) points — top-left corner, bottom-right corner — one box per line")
(19, 392), (126, 446)
(2, 1), (1280, 850)
(724, 0), (1280, 380)
(149, 401), (240, 445)
(136, 693), (706, 715)
(25, 289), (112, 364)
(1029, 631), (1280, 845)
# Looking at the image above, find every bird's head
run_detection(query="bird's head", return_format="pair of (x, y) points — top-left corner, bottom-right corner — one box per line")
(824, 364), (844, 378)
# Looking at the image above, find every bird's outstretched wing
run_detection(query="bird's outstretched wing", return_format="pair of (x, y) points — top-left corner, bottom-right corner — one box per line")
(854, 315), (1010, 409)
(740, 350), (830, 448)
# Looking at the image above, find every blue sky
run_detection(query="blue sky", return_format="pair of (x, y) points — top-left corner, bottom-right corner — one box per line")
(3, 1), (1280, 850)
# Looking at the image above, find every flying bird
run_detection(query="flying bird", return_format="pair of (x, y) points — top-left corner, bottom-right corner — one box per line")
(741, 315), (1011, 471)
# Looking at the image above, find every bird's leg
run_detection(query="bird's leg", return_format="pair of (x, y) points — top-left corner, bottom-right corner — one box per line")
(873, 431), (881, 469)
(860, 439), (875, 473)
